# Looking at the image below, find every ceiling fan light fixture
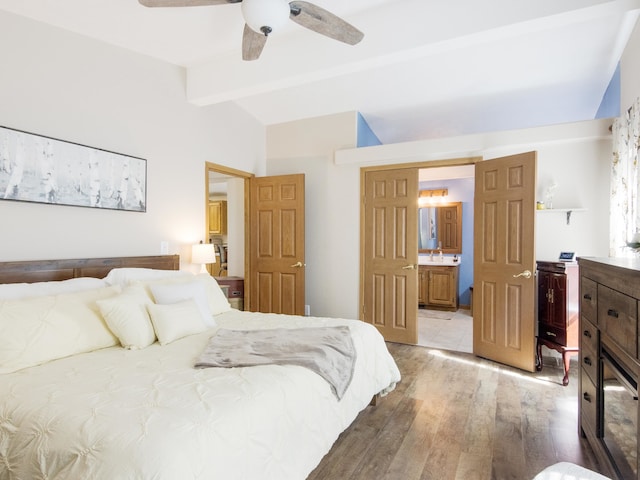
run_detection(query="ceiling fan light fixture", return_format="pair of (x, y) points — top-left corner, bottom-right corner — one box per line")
(241, 0), (290, 36)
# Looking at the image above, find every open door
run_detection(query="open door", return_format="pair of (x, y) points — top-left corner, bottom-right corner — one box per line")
(473, 152), (537, 372)
(248, 174), (306, 315)
(362, 168), (419, 344)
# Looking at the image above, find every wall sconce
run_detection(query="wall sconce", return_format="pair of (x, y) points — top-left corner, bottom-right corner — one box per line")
(191, 241), (216, 274)
(419, 188), (448, 205)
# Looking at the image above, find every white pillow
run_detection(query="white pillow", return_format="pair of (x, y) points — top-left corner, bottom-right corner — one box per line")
(0, 286), (121, 374)
(103, 268), (191, 288)
(147, 299), (207, 345)
(149, 280), (215, 327)
(143, 274), (231, 317)
(0, 277), (108, 300)
(97, 284), (155, 350)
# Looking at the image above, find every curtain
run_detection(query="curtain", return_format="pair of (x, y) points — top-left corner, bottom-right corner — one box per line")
(610, 97), (640, 257)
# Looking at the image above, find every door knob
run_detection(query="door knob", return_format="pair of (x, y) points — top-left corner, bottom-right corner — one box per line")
(512, 270), (532, 279)
(402, 264), (417, 270)
(290, 261), (306, 268)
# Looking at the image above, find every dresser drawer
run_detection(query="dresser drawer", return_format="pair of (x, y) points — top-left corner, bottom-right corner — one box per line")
(598, 284), (638, 359)
(581, 342), (599, 386)
(580, 368), (600, 436)
(580, 318), (598, 355)
(580, 277), (597, 323)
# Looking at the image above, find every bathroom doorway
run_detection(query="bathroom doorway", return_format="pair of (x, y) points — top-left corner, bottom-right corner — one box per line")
(417, 165), (474, 353)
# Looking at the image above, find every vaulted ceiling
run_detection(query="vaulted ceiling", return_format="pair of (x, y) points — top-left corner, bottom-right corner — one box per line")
(0, 0), (637, 144)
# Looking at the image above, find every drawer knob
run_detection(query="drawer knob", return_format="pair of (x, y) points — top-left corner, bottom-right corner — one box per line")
(583, 293), (592, 301)
(584, 357), (592, 366)
(607, 309), (619, 318)
(583, 330), (592, 338)
(583, 392), (592, 403)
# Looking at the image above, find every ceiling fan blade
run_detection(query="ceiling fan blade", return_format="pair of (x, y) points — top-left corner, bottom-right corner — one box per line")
(289, 1), (363, 45)
(242, 24), (267, 61)
(138, 0), (239, 7)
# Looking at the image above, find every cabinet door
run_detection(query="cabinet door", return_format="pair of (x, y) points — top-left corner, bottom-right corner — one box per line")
(538, 271), (568, 345)
(418, 267), (428, 305)
(209, 201), (227, 235)
(427, 268), (455, 308)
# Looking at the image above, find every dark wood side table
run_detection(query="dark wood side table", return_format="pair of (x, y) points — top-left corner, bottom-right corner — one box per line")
(535, 260), (579, 386)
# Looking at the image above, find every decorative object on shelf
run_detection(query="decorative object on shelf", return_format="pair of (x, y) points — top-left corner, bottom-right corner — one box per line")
(192, 241), (216, 274)
(0, 125), (146, 212)
(536, 201), (545, 210)
(544, 181), (557, 209)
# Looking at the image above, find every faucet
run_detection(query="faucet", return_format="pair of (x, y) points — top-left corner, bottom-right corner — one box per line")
(439, 249), (443, 261)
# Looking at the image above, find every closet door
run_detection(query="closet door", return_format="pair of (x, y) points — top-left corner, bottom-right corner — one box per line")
(248, 174), (305, 315)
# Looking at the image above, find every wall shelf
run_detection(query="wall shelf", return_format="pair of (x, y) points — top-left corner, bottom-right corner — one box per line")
(536, 208), (586, 225)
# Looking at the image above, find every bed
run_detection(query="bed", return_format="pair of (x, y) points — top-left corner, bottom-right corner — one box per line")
(0, 255), (401, 480)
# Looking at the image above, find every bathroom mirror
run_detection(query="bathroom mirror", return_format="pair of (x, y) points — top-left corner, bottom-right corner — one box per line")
(418, 202), (462, 254)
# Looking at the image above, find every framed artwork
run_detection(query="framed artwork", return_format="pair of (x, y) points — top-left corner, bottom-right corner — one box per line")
(0, 125), (146, 212)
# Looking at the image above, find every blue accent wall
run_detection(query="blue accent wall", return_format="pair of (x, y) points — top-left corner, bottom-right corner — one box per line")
(596, 63), (620, 119)
(356, 113), (382, 147)
(418, 177), (475, 307)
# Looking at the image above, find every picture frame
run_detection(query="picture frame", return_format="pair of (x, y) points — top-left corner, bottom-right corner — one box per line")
(0, 125), (146, 212)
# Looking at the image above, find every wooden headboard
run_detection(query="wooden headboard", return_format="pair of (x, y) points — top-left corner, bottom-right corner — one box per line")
(0, 255), (180, 284)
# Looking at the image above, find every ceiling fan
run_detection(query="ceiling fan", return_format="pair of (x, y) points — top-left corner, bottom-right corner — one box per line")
(138, 0), (364, 61)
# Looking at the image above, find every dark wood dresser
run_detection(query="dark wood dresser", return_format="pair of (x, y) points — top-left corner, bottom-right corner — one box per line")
(535, 260), (579, 385)
(578, 257), (640, 479)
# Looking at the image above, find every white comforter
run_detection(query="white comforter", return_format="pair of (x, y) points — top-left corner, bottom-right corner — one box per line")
(0, 310), (401, 480)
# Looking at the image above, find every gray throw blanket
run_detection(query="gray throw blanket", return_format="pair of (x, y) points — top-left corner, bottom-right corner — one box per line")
(194, 326), (356, 400)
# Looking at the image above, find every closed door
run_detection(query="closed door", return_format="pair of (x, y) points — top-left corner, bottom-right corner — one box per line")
(362, 168), (419, 344)
(473, 152), (537, 372)
(248, 174), (305, 315)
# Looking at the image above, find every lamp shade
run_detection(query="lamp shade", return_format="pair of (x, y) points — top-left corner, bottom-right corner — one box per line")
(241, 0), (290, 35)
(192, 242), (216, 274)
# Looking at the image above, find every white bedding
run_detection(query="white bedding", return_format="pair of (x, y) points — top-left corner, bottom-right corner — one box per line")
(0, 309), (401, 480)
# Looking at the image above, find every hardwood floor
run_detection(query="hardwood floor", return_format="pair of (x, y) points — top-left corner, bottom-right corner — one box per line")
(308, 343), (602, 480)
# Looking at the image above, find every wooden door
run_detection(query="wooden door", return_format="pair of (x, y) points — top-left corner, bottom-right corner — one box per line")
(362, 168), (419, 344)
(438, 204), (460, 251)
(248, 174), (305, 315)
(473, 152), (537, 372)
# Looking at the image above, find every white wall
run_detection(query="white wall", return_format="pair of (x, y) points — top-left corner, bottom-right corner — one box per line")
(621, 18), (640, 111)
(533, 140), (611, 261)
(266, 112), (359, 318)
(0, 11), (265, 267)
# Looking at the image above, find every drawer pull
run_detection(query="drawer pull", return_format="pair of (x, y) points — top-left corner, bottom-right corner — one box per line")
(607, 309), (619, 318)
(583, 330), (592, 338)
(583, 293), (592, 301)
(584, 357), (592, 366)
(583, 392), (592, 403)
(545, 331), (556, 337)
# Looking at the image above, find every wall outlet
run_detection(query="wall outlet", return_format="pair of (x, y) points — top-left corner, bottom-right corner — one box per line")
(160, 241), (169, 255)
(305, 305), (310, 316)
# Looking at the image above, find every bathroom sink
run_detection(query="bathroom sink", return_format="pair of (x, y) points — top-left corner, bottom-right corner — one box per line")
(418, 256), (461, 266)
